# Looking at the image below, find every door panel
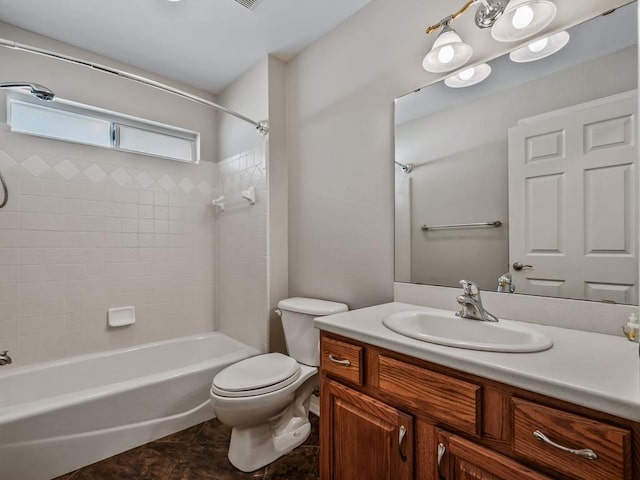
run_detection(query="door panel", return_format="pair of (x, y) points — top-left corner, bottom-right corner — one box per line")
(334, 398), (393, 479)
(321, 379), (413, 480)
(509, 91), (637, 302)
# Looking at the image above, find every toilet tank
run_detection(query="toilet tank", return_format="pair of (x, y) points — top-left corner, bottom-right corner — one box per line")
(278, 297), (348, 367)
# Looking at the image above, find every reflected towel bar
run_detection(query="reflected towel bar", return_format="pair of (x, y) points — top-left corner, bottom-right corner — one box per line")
(421, 220), (502, 231)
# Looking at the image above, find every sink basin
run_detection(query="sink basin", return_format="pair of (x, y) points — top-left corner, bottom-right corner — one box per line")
(382, 310), (553, 353)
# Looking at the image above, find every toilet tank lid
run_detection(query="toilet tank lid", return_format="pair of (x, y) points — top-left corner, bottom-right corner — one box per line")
(277, 297), (348, 316)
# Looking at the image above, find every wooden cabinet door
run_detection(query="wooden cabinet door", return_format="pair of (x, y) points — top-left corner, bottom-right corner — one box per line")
(321, 378), (413, 480)
(436, 429), (553, 480)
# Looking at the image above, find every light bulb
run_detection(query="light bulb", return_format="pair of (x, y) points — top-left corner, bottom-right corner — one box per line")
(438, 45), (455, 64)
(512, 5), (534, 29)
(458, 67), (475, 81)
(528, 37), (549, 52)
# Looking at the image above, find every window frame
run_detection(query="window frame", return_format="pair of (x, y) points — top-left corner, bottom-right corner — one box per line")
(6, 92), (201, 164)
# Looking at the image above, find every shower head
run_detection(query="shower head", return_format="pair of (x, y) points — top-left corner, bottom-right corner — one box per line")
(0, 82), (55, 101)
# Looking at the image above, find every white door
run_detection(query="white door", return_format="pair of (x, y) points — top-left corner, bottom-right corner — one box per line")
(508, 91), (638, 304)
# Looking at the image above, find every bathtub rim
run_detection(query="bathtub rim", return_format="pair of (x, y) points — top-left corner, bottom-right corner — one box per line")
(0, 331), (259, 424)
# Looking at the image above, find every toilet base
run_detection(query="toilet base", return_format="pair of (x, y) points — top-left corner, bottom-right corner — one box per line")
(225, 375), (317, 472)
(227, 415), (312, 472)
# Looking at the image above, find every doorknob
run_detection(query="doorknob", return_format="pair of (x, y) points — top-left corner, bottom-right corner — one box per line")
(513, 262), (532, 271)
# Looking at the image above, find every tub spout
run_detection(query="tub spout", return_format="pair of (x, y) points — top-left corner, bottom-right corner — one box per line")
(0, 350), (12, 365)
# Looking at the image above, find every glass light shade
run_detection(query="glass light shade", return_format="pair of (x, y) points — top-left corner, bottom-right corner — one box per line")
(491, 0), (557, 42)
(444, 63), (492, 88)
(528, 36), (549, 52)
(422, 27), (473, 73)
(509, 30), (569, 63)
(511, 5), (535, 29)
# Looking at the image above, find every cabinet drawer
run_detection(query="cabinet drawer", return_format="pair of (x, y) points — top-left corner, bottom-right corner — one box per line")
(437, 429), (555, 480)
(320, 337), (363, 386)
(377, 355), (481, 435)
(512, 398), (631, 480)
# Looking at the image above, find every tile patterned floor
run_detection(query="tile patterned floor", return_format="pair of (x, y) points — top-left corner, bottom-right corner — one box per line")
(54, 415), (319, 480)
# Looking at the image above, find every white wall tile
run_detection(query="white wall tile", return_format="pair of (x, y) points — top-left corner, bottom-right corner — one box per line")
(216, 146), (269, 352)
(0, 137), (218, 366)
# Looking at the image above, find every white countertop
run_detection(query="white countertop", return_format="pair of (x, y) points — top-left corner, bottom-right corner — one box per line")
(313, 302), (640, 422)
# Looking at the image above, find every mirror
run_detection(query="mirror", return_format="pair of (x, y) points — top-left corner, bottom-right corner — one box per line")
(394, 3), (638, 305)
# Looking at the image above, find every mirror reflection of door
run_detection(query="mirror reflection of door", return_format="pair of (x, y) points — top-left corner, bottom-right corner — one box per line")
(508, 91), (638, 303)
(393, 2), (638, 304)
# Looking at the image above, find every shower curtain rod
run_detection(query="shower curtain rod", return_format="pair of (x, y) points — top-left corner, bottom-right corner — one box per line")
(394, 160), (413, 173)
(0, 37), (269, 135)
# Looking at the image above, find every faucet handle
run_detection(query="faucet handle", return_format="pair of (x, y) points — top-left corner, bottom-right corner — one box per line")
(459, 280), (479, 296)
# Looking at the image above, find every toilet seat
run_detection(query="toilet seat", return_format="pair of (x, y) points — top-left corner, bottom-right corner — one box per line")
(212, 353), (301, 398)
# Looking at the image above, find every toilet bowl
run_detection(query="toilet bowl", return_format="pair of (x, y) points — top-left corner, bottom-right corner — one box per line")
(210, 297), (348, 472)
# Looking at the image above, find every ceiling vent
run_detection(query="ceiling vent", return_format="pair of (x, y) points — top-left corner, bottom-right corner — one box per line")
(233, 0), (263, 11)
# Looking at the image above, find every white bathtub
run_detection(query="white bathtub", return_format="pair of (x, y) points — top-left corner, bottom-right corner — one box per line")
(0, 332), (259, 480)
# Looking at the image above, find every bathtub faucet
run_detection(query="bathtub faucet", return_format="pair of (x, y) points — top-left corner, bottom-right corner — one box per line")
(0, 350), (12, 366)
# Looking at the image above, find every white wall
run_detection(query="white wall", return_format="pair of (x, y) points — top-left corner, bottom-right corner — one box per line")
(0, 23), (218, 365)
(217, 59), (269, 161)
(266, 57), (289, 354)
(285, 0), (628, 310)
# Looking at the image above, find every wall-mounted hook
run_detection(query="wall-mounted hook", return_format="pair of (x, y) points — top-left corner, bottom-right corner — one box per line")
(241, 186), (256, 205)
(212, 195), (225, 211)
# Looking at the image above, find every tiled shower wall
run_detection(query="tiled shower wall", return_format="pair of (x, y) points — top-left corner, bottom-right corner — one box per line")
(0, 130), (217, 366)
(215, 145), (269, 353)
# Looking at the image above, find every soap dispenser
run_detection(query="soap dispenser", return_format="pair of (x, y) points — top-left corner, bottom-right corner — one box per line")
(623, 312), (639, 342)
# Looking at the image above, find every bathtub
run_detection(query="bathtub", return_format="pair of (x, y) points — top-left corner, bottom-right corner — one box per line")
(0, 332), (259, 480)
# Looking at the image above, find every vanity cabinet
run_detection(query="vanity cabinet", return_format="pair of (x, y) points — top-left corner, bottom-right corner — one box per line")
(319, 331), (639, 480)
(436, 429), (553, 480)
(321, 379), (413, 480)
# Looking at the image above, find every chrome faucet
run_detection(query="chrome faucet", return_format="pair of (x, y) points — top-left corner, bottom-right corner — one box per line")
(0, 350), (12, 366)
(497, 272), (515, 293)
(456, 280), (499, 322)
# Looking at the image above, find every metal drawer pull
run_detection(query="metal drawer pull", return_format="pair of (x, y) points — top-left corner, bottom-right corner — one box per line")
(398, 426), (407, 462)
(328, 354), (351, 366)
(437, 443), (446, 479)
(533, 430), (598, 460)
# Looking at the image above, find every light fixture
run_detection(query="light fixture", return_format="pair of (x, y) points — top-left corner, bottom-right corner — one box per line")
(422, 25), (473, 73)
(509, 30), (569, 63)
(444, 63), (492, 88)
(491, 0), (557, 42)
(423, 0), (557, 73)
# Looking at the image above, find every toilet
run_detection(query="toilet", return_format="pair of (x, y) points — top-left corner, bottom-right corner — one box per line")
(209, 297), (348, 472)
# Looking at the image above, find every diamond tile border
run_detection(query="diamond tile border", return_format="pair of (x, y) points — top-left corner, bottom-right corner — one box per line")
(135, 171), (155, 190)
(22, 155), (50, 178)
(54, 159), (80, 181)
(111, 168), (132, 187)
(0, 149), (219, 198)
(178, 178), (195, 194)
(84, 164), (108, 183)
(0, 150), (18, 171)
(158, 174), (176, 192)
(217, 146), (265, 199)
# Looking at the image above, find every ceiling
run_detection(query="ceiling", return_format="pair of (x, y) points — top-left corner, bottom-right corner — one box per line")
(0, 0), (370, 94)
